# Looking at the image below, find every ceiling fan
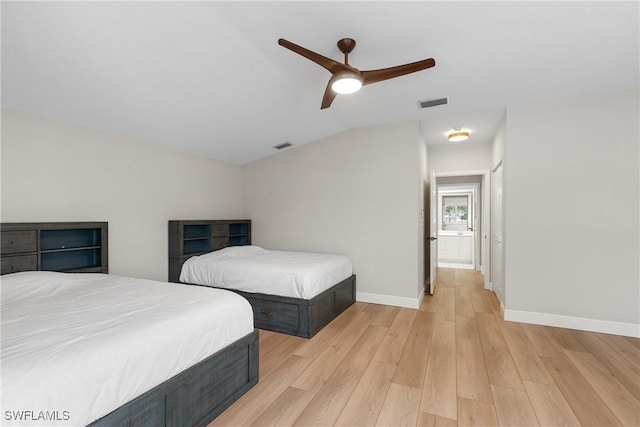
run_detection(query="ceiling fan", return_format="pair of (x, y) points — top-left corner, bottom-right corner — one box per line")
(278, 38), (436, 109)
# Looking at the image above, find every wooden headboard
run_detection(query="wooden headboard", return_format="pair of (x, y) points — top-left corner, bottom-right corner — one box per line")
(168, 220), (251, 282)
(1, 222), (108, 275)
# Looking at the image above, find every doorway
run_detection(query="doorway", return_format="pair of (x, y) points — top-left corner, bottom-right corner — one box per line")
(433, 171), (491, 289)
(437, 184), (478, 269)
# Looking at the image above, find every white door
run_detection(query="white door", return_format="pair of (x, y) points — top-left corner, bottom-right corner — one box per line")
(491, 164), (504, 297)
(429, 170), (438, 294)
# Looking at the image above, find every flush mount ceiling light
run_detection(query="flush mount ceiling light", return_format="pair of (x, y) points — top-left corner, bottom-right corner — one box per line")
(330, 70), (363, 94)
(447, 128), (470, 142)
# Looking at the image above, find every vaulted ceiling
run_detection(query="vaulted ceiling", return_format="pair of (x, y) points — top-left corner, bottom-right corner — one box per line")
(2, 1), (638, 165)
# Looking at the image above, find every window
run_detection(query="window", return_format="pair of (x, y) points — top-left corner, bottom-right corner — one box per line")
(442, 195), (469, 231)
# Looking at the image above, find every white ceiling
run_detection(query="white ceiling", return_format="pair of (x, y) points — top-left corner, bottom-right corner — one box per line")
(2, 1), (638, 165)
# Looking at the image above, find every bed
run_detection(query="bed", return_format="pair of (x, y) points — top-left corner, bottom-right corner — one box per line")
(168, 220), (356, 338)
(1, 222), (259, 427)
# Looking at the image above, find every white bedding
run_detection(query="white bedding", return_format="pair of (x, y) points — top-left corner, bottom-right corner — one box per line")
(0, 271), (254, 427)
(180, 246), (353, 299)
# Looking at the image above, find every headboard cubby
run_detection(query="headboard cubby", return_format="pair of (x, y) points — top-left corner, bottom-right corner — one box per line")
(168, 220), (251, 283)
(1, 222), (108, 275)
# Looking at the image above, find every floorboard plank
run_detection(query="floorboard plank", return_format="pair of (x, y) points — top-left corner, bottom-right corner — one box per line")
(573, 329), (640, 401)
(475, 313), (524, 390)
(456, 315), (493, 403)
(520, 323), (567, 359)
(595, 332), (640, 370)
(293, 325), (388, 426)
(293, 302), (366, 359)
(436, 286), (456, 321)
(523, 380), (581, 427)
(470, 289), (493, 313)
(436, 268), (455, 288)
(491, 384), (540, 426)
(393, 311), (436, 389)
(420, 292), (439, 313)
(565, 349), (640, 426)
(376, 383), (422, 427)
(455, 286), (475, 318)
(498, 320), (554, 385)
(260, 334), (306, 379)
(250, 386), (314, 427)
(292, 310), (375, 393)
(334, 360), (396, 427)
(543, 325), (589, 352)
(209, 354), (313, 427)
(416, 411), (457, 427)
(542, 355), (622, 426)
(457, 397), (498, 427)
(366, 303), (401, 328)
(259, 330), (290, 355)
(258, 329), (277, 344)
(374, 308), (418, 364)
(624, 335), (640, 350)
(421, 320), (457, 420)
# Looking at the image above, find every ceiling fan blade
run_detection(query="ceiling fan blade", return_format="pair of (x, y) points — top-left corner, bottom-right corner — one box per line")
(321, 81), (337, 109)
(361, 58), (436, 85)
(278, 38), (347, 74)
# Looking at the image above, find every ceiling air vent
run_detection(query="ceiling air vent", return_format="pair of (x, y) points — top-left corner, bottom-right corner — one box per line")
(273, 142), (293, 150)
(418, 97), (449, 109)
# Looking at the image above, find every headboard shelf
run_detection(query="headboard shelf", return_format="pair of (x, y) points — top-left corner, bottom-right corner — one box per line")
(1, 222), (108, 275)
(168, 219), (251, 282)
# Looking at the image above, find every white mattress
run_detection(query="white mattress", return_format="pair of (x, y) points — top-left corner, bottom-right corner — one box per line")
(0, 271), (254, 427)
(180, 246), (353, 299)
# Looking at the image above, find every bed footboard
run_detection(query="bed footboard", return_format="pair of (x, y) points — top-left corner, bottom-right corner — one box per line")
(88, 329), (259, 427)
(233, 275), (356, 338)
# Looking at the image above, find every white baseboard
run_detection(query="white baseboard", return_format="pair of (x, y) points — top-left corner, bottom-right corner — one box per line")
(504, 309), (640, 338)
(356, 291), (421, 309)
(485, 278), (492, 291)
(417, 290), (425, 308)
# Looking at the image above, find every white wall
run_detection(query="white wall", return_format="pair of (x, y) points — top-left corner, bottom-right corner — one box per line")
(243, 121), (424, 308)
(1, 110), (244, 281)
(427, 140), (492, 175)
(503, 91), (639, 336)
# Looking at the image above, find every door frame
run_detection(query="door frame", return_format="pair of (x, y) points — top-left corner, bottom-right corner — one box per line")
(491, 162), (504, 297)
(433, 169), (491, 290)
(437, 184), (478, 268)
(428, 169), (438, 294)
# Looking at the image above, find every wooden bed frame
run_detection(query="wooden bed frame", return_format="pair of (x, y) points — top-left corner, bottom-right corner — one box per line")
(231, 274), (355, 338)
(89, 330), (258, 427)
(1, 222), (259, 427)
(168, 220), (356, 338)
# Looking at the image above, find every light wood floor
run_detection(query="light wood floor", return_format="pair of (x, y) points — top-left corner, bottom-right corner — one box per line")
(210, 268), (640, 426)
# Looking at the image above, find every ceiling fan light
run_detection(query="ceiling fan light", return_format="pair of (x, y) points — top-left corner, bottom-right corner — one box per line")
(331, 71), (363, 94)
(447, 130), (470, 142)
